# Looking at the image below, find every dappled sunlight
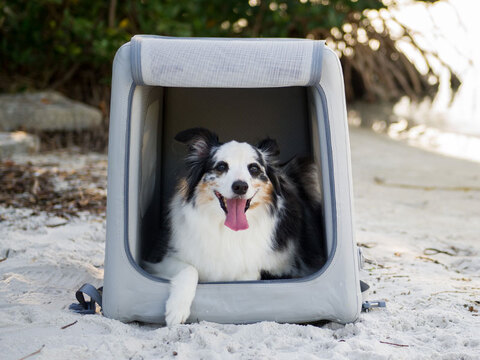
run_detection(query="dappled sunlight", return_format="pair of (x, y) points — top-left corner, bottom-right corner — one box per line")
(348, 0), (480, 163)
(348, 104), (480, 164)
(388, 123), (480, 163)
(389, 0), (480, 133)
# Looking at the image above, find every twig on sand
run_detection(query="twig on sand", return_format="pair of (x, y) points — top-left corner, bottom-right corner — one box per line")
(380, 340), (409, 347)
(423, 248), (456, 256)
(18, 345), (45, 360)
(431, 290), (470, 296)
(373, 177), (480, 192)
(416, 256), (448, 269)
(364, 258), (390, 269)
(0, 249), (10, 262)
(357, 242), (376, 248)
(61, 320), (78, 330)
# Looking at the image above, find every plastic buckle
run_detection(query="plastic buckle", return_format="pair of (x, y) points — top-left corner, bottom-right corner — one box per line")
(362, 300), (386, 312)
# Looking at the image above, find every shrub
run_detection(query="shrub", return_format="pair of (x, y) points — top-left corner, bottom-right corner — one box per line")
(0, 0), (456, 107)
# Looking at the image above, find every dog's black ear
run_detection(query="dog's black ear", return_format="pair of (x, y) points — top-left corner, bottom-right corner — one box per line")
(257, 138), (280, 158)
(175, 128), (220, 201)
(175, 128), (220, 159)
(258, 137), (282, 196)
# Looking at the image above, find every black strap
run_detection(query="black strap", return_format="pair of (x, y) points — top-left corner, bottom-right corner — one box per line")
(69, 283), (103, 314)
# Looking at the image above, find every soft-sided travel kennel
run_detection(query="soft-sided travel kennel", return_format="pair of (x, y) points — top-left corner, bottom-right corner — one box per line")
(103, 35), (361, 324)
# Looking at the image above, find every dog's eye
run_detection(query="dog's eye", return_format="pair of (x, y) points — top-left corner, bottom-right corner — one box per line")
(215, 161), (228, 173)
(248, 163), (261, 176)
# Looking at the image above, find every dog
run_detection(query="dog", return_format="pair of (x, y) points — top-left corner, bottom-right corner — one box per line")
(143, 128), (326, 325)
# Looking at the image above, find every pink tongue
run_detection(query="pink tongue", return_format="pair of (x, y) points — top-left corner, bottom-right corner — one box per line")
(224, 198), (249, 231)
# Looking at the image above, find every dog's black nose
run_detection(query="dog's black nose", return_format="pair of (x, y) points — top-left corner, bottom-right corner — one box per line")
(232, 180), (248, 195)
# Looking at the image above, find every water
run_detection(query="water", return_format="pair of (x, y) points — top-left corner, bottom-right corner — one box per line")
(391, 0), (480, 135)
(356, 0), (480, 162)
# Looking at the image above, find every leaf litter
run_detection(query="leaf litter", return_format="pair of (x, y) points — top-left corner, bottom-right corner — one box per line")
(0, 159), (106, 218)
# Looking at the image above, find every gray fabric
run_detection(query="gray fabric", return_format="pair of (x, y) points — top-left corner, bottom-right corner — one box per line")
(309, 42), (324, 85)
(103, 40), (361, 325)
(130, 35), (325, 88)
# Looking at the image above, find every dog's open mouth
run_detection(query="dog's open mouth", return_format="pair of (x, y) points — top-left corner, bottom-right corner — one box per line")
(214, 191), (253, 231)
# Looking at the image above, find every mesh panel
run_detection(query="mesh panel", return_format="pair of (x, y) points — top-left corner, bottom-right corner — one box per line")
(131, 36), (323, 88)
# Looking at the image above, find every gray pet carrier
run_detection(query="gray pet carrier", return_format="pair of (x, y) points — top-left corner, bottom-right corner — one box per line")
(102, 35), (361, 324)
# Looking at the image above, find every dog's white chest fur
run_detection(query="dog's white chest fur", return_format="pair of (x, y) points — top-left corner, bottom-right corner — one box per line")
(169, 193), (292, 282)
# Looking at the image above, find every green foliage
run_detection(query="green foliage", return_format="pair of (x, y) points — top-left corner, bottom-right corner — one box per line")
(1, 0), (129, 87)
(0, 0), (439, 99)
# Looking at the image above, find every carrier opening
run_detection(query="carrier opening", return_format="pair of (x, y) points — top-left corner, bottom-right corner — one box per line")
(126, 86), (332, 281)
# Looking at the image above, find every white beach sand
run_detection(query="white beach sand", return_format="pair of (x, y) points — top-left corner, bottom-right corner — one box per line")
(1, 128), (479, 359)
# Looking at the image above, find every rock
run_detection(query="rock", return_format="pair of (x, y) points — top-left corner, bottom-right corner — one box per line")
(45, 216), (68, 228)
(0, 91), (102, 132)
(0, 131), (40, 159)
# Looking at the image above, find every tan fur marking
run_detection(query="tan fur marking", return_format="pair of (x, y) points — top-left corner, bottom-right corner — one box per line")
(263, 182), (273, 197)
(249, 181), (274, 210)
(176, 178), (188, 199)
(198, 181), (208, 192)
(249, 202), (260, 210)
(196, 179), (217, 206)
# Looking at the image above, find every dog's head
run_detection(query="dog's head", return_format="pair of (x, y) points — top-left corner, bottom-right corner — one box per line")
(175, 128), (281, 231)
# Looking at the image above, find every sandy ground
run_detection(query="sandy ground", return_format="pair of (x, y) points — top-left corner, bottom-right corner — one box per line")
(0, 128), (479, 359)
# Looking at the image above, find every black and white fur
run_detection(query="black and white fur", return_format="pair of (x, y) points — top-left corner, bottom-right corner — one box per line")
(144, 128), (326, 326)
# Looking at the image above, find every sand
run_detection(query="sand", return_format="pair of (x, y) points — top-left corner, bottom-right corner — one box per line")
(1, 128), (479, 359)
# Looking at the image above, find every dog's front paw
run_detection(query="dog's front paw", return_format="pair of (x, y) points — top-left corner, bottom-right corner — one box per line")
(163, 263), (198, 326)
(165, 297), (191, 326)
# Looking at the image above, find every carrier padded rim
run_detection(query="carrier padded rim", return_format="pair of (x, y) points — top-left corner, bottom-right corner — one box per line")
(130, 35), (324, 88)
